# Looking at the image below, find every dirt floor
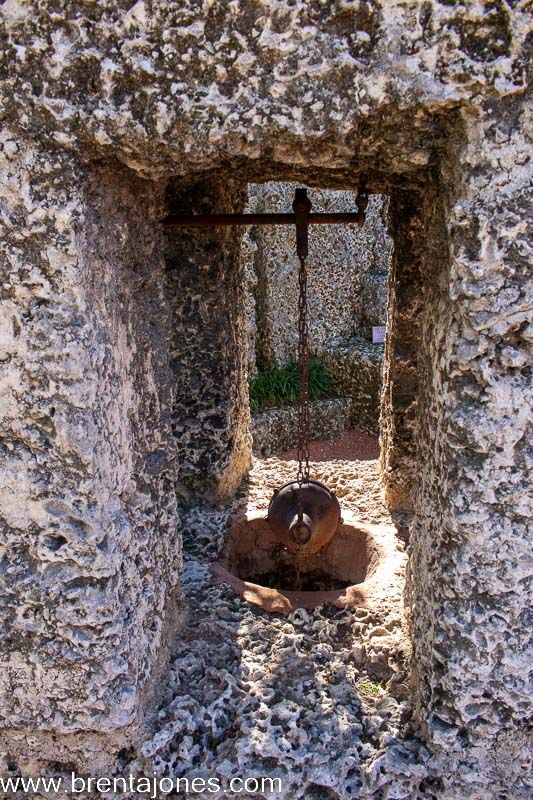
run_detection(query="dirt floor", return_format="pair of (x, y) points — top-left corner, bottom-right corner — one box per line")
(279, 428), (380, 462)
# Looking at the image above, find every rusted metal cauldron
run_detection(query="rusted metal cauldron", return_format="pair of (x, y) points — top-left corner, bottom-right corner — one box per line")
(267, 479), (342, 555)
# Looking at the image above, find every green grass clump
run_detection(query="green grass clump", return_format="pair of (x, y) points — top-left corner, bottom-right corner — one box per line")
(249, 356), (332, 414)
(356, 678), (383, 696)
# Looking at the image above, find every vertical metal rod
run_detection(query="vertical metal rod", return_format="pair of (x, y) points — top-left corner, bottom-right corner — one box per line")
(292, 188), (312, 259)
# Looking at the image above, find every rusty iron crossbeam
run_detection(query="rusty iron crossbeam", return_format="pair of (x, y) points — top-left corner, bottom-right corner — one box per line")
(162, 211), (365, 228)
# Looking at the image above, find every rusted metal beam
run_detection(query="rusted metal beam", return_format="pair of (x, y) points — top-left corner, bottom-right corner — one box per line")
(162, 211), (365, 228)
(163, 176), (369, 230)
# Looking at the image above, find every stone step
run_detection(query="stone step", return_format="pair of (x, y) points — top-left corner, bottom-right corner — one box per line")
(251, 397), (351, 458)
(320, 336), (384, 436)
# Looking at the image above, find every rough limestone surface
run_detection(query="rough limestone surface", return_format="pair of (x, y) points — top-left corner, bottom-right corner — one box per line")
(165, 177), (252, 501)
(251, 397), (351, 458)
(0, 150), (181, 767)
(0, 2), (531, 797)
(380, 190), (427, 513)
(243, 185), (390, 372)
(322, 338), (385, 436)
(136, 457), (426, 800)
(407, 108), (532, 799)
(360, 273), (388, 330)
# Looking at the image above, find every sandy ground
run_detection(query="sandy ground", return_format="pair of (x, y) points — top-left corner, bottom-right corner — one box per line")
(278, 428), (380, 462)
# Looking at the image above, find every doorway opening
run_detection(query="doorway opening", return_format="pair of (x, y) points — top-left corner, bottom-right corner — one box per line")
(147, 161), (435, 793)
(244, 182), (392, 464)
(164, 172), (414, 610)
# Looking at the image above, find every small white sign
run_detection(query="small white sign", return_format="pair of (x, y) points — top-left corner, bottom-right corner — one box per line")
(372, 326), (386, 344)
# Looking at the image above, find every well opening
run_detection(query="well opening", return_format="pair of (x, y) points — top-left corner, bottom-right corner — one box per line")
(212, 510), (402, 613)
(221, 512), (377, 586)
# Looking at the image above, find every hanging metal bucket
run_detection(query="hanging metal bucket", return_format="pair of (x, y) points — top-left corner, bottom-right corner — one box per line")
(267, 478), (342, 554)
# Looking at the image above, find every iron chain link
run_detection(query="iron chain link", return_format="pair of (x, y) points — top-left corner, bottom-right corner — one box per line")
(296, 252), (310, 488)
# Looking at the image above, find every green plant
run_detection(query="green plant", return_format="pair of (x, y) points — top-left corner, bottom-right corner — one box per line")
(249, 356), (332, 413)
(356, 678), (383, 696)
(308, 355), (332, 401)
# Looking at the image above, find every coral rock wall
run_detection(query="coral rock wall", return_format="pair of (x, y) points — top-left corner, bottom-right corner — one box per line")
(380, 189), (427, 511)
(0, 1), (531, 794)
(409, 104), (532, 799)
(165, 178), (252, 501)
(0, 150), (179, 767)
(322, 337), (385, 436)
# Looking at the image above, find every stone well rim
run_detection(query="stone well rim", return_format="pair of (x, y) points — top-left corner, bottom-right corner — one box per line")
(211, 510), (402, 614)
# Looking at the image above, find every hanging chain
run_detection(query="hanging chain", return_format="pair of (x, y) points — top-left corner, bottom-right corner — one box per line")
(291, 179), (367, 536)
(292, 189), (313, 498)
(296, 250), (311, 486)
(293, 190), (311, 589)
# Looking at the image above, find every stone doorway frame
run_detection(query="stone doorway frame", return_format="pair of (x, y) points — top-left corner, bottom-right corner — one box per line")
(1, 91), (529, 795)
